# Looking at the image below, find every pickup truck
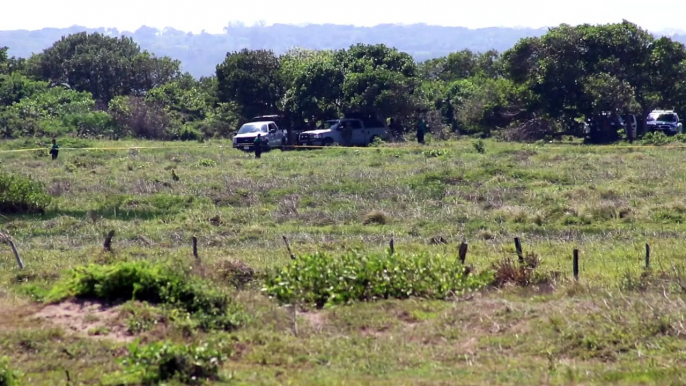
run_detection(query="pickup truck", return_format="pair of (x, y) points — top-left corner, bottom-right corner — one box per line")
(232, 120), (286, 151)
(297, 118), (388, 147)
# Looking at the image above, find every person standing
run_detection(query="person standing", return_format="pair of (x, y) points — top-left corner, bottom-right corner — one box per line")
(50, 138), (59, 160)
(343, 121), (353, 146)
(416, 116), (427, 144)
(254, 134), (263, 159)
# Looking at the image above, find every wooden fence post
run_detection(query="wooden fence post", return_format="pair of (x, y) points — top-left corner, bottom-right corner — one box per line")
(192, 236), (199, 262)
(573, 249), (579, 281)
(514, 237), (523, 263)
(645, 244), (651, 269)
(282, 236), (296, 260)
(0, 232), (24, 270)
(459, 242), (468, 264)
(389, 238), (395, 255)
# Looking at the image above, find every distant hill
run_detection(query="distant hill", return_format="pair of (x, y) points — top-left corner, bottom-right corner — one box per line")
(2, 24), (685, 78)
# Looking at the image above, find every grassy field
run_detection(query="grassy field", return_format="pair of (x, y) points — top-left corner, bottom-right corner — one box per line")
(1, 137), (686, 385)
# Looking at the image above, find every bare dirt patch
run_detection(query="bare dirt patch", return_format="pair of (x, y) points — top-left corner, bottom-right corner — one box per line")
(299, 311), (327, 331)
(32, 300), (133, 343)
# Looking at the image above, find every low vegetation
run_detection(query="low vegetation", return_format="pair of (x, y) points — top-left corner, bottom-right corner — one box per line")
(2, 138), (686, 384)
(264, 251), (491, 307)
(0, 357), (18, 386)
(116, 339), (229, 385)
(0, 172), (51, 214)
(47, 261), (247, 331)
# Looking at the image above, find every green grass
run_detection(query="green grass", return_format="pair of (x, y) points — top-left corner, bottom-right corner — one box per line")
(1, 138), (686, 384)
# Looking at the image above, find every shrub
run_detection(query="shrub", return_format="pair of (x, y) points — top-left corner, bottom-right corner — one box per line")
(641, 131), (671, 146)
(473, 139), (486, 154)
(264, 251), (492, 308)
(121, 339), (228, 385)
(47, 261), (247, 331)
(0, 357), (18, 386)
(0, 172), (51, 214)
(209, 259), (256, 289)
(363, 210), (390, 225)
(492, 252), (547, 287)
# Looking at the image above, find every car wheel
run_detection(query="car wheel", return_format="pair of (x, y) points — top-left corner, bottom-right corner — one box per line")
(369, 135), (380, 145)
(280, 139), (286, 151)
(323, 138), (334, 147)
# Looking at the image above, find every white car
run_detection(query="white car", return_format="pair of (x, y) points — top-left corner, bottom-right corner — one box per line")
(232, 121), (286, 151)
(297, 118), (388, 147)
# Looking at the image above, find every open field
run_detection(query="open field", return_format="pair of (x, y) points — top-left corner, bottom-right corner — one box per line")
(2, 138), (686, 385)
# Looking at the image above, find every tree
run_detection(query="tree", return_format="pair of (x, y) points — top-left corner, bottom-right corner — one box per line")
(108, 95), (176, 139)
(0, 47), (7, 74)
(501, 21), (686, 136)
(0, 86), (109, 138)
(281, 49), (343, 128)
(215, 49), (283, 121)
(32, 32), (181, 104)
(336, 44), (419, 124)
(0, 73), (48, 107)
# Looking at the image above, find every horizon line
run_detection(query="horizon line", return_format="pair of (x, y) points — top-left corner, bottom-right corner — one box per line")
(2, 21), (682, 35)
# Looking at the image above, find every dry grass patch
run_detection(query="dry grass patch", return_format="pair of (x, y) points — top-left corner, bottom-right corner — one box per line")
(363, 210), (390, 225)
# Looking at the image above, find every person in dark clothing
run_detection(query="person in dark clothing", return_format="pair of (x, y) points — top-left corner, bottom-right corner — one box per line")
(254, 134), (263, 159)
(416, 117), (427, 144)
(50, 138), (59, 160)
(342, 122), (353, 146)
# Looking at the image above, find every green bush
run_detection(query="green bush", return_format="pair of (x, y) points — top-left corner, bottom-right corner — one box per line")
(0, 172), (51, 214)
(472, 139), (486, 153)
(641, 131), (671, 145)
(121, 339), (228, 385)
(264, 251), (492, 307)
(0, 357), (18, 386)
(47, 261), (246, 331)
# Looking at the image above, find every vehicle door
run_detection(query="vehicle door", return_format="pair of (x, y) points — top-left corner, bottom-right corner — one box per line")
(350, 120), (366, 145)
(267, 123), (280, 146)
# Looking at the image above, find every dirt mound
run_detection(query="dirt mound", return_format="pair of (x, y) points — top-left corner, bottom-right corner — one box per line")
(33, 300), (133, 343)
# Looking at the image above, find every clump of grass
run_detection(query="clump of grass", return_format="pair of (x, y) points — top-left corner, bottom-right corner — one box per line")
(264, 251), (492, 308)
(46, 261), (247, 331)
(473, 139), (486, 154)
(492, 252), (546, 287)
(363, 210), (390, 225)
(193, 158), (217, 168)
(119, 339), (228, 385)
(0, 172), (52, 214)
(0, 357), (19, 386)
(209, 259), (257, 289)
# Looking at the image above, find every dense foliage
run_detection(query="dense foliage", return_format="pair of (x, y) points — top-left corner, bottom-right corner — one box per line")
(264, 251), (492, 307)
(0, 356), (18, 386)
(47, 261), (247, 331)
(119, 339), (228, 385)
(2, 21), (686, 141)
(0, 172), (51, 214)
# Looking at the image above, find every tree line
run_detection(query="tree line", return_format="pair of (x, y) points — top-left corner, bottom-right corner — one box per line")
(1, 20), (685, 142)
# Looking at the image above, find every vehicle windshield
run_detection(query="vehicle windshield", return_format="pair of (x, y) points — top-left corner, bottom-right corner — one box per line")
(320, 120), (340, 130)
(649, 113), (678, 122)
(237, 123), (268, 134)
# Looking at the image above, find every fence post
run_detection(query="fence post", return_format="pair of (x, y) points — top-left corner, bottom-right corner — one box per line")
(514, 237), (523, 263)
(282, 236), (295, 260)
(192, 236), (199, 262)
(389, 238), (395, 255)
(645, 244), (651, 269)
(459, 242), (468, 264)
(573, 249), (579, 281)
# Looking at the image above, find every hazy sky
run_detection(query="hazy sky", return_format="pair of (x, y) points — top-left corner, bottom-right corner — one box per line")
(3, 0), (686, 33)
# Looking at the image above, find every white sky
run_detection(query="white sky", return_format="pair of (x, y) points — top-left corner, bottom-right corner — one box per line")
(2, 0), (685, 33)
